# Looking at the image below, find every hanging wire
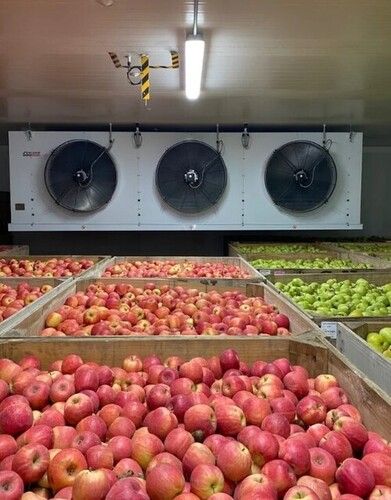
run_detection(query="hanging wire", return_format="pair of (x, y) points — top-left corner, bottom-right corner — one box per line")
(193, 0), (199, 36)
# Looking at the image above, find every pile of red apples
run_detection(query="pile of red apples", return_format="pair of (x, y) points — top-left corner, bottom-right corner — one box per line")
(103, 260), (251, 279)
(0, 283), (53, 323)
(0, 259), (94, 278)
(41, 283), (291, 337)
(0, 349), (390, 499)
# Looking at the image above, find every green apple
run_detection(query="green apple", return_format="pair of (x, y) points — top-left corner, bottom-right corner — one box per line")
(379, 327), (391, 343)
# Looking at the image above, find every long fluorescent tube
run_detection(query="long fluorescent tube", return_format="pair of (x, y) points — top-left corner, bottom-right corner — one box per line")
(185, 34), (205, 100)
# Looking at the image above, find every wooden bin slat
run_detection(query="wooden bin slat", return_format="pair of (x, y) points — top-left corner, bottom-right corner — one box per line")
(101, 256), (262, 286)
(0, 335), (389, 439)
(2, 279), (320, 338)
(0, 245), (29, 256)
(336, 321), (391, 395)
(266, 271), (391, 324)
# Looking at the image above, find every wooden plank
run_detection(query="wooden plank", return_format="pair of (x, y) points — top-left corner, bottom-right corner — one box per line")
(0, 335), (389, 438)
(336, 322), (391, 395)
(324, 339), (391, 439)
(2, 280), (320, 338)
(0, 245), (29, 256)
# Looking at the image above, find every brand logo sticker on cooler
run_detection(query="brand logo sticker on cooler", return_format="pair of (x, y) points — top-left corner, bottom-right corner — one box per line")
(23, 151), (41, 157)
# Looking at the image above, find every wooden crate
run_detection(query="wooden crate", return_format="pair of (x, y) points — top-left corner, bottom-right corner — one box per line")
(0, 335), (389, 439)
(336, 321), (391, 396)
(2, 279), (321, 338)
(266, 271), (391, 324)
(0, 245), (29, 256)
(228, 242), (327, 259)
(0, 255), (111, 280)
(101, 256), (262, 286)
(247, 250), (390, 273)
(0, 277), (71, 335)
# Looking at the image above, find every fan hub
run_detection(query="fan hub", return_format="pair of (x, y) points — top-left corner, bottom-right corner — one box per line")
(184, 169), (199, 186)
(294, 170), (309, 183)
(74, 169), (90, 186)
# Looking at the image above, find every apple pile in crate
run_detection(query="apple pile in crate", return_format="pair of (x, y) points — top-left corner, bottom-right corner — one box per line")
(103, 260), (251, 279)
(0, 350), (390, 499)
(0, 258), (94, 278)
(0, 283), (54, 324)
(42, 283), (291, 337)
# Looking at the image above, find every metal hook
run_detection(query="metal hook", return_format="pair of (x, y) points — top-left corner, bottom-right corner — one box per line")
(25, 122), (32, 141)
(349, 124), (354, 143)
(322, 123), (327, 147)
(216, 123), (224, 154)
(241, 123), (250, 149)
(133, 123), (142, 148)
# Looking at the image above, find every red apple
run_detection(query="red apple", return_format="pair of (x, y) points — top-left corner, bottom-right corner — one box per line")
(362, 453), (391, 487)
(50, 377), (75, 403)
(270, 397), (296, 422)
(321, 388), (348, 410)
(308, 447), (336, 485)
(283, 371), (309, 399)
(0, 436), (17, 462)
(76, 415), (107, 441)
(87, 444), (114, 470)
(74, 366), (99, 392)
(369, 485), (391, 499)
(72, 469), (111, 500)
(164, 428), (194, 460)
(12, 443), (49, 484)
(336, 458), (375, 497)
(314, 375), (338, 394)
(297, 476), (331, 500)
(131, 431), (164, 470)
(17, 425), (53, 449)
(279, 439), (310, 475)
(261, 413), (290, 438)
(307, 424), (330, 445)
(144, 408), (176, 440)
(0, 400), (33, 436)
(71, 431), (101, 455)
(146, 463), (185, 499)
(184, 404), (216, 440)
(216, 441), (251, 482)
(52, 426), (77, 449)
(333, 417), (368, 451)
(64, 393), (94, 425)
(319, 431), (353, 465)
(296, 396), (327, 425)
(107, 416), (136, 439)
(284, 485), (320, 499)
(106, 477), (149, 500)
(23, 381), (50, 410)
(113, 457), (143, 479)
(47, 448), (87, 491)
(262, 459), (297, 496)
(234, 472), (277, 499)
(242, 397), (271, 426)
(101, 435), (130, 464)
(190, 464), (224, 499)
(0, 470), (24, 499)
(183, 443), (216, 477)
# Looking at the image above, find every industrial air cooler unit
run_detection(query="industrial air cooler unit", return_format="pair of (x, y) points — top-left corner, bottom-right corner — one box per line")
(8, 131), (363, 231)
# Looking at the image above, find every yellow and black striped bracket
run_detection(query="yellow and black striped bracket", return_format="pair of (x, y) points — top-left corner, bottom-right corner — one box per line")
(171, 51), (179, 68)
(108, 52), (121, 68)
(140, 54), (150, 101)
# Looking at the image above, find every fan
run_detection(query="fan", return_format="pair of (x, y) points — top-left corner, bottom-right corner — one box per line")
(265, 140), (337, 212)
(44, 140), (117, 213)
(155, 140), (227, 214)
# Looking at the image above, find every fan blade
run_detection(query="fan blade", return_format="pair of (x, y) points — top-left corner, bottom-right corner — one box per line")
(109, 52), (122, 68)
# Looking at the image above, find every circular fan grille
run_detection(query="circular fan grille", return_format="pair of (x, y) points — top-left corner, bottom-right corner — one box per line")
(265, 140), (337, 212)
(155, 140), (227, 214)
(44, 140), (117, 212)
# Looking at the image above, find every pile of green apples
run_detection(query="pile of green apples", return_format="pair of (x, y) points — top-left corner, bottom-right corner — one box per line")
(251, 257), (371, 270)
(236, 243), (324, 255)
(337, 242), (391, 255)
(274, 277), (391, 317)
(366, 326), (391, 359)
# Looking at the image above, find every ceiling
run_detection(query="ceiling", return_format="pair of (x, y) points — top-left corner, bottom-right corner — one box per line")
(0, 0), (391, 141)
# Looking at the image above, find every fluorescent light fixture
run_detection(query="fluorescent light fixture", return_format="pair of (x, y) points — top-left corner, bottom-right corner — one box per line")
(185, 34), (205, 100)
